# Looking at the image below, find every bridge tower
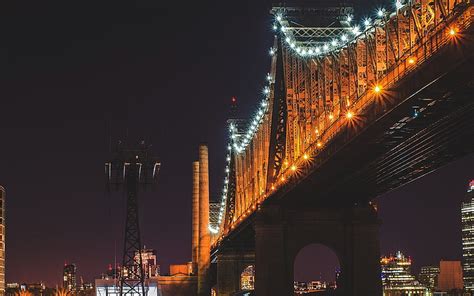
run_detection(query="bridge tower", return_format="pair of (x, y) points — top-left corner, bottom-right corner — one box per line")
(105, 141), (160, 296)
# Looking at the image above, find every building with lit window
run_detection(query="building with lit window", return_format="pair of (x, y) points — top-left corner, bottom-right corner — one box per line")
(135, 248), (160, 278)
(462, 180), (474, 291)
(63, 263), (77, 292)
(381, 251), (428, 295)
(0, 186), (5, 296)
(240, 265), (255, 291)
(418, 265), (439, 290)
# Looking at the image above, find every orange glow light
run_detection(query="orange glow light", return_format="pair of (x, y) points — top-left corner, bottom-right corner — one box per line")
(374, 84), (382, 93)
(449, 27), (458, 36)
(303, 153), (309, 160)
(291, 165), (297, 171)
(346, 111), (353, 119)
(317, 141), (322, 148)
(408, 57), (416, 64)
(329, 113), (334, 120)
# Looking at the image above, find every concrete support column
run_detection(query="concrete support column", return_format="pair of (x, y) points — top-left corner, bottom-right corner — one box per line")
(254, 207), (293, 296)
(216, 251), (255, 296)
(198, 145), (211, 296)
(339, 206), (382, 296)
(192, 161), (200, 274)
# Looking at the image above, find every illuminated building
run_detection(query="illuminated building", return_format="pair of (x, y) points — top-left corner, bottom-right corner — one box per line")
(462, 180), (474, 291)
(134, 248), (160, 278)
(0, 186), (5, 296)
(418, 266), (439, 290)
(240, 265), (255, 291)
(381, 251), (428, 295)
(437, 260), (463, 292)
(63, 263), (77, 292)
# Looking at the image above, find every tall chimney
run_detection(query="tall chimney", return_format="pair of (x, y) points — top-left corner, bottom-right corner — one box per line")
(198, 144), (211, 296)
(192, 161), (200, 270)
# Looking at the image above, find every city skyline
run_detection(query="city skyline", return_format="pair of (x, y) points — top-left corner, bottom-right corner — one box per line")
(1, 0), (473, 292)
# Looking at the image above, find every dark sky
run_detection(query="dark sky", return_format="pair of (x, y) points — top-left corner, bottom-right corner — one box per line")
(0, 0), (472, 286)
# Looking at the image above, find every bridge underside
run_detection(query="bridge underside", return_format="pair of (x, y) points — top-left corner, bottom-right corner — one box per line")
(276, 25), (474, 207)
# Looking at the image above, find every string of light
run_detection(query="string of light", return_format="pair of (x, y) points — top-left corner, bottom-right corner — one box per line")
(274, 1), (407, 59)
(208, 142), (232, 234)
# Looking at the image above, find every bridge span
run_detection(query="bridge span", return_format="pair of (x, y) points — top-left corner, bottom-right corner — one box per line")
(198, 1), (474, 295)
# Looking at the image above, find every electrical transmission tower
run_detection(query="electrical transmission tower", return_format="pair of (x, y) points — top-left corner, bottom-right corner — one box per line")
(105, 140), (160, 296)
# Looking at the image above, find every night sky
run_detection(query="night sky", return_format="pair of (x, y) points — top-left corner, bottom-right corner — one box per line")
(1, 0), (472, 286)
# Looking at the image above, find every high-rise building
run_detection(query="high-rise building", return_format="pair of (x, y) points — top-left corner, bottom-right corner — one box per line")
(418, 265), (439, 290)
(0, 186), (5, 296)
(381, 251), (427, 295)
(63, 263), (77, 292)
(437, 260), (463, 292)
(462, 180), (474, 291)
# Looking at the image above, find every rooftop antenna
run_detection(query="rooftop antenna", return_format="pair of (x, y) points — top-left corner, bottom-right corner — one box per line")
(105, 140), (160, 296)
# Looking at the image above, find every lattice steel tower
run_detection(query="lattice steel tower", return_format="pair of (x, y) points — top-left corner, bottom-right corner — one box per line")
(105, 141), (160, 296)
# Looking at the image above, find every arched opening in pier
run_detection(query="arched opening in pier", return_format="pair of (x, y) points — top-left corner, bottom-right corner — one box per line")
(294, 244), (340, 295)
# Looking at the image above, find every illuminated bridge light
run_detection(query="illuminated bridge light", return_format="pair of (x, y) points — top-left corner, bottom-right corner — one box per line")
(303, 154), (309, 160)
(374, 84), (382, 93)
(408, 57), (416, 64)
(281, 176), (286, 182)
(329, 113), (334, 120)
(449, 27), (458, 36)
(291, 165), (297, 171)
(317, 141), (322, 148)
(271, 185), (275, 190)
(346, 111), (354, 119)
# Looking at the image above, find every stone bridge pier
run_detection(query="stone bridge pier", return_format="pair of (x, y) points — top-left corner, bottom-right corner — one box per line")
(254, 203), (382, 296)
(216, 249), (255, 296)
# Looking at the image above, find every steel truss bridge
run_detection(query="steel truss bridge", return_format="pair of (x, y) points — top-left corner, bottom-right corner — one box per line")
(207, 1), (474, 295)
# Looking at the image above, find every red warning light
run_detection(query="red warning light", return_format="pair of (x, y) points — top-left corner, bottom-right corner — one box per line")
(231, 96), (237, 103)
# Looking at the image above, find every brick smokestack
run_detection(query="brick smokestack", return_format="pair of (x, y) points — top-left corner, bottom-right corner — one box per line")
(198, 144), (210, 296)
(192, 161), (200, 271)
